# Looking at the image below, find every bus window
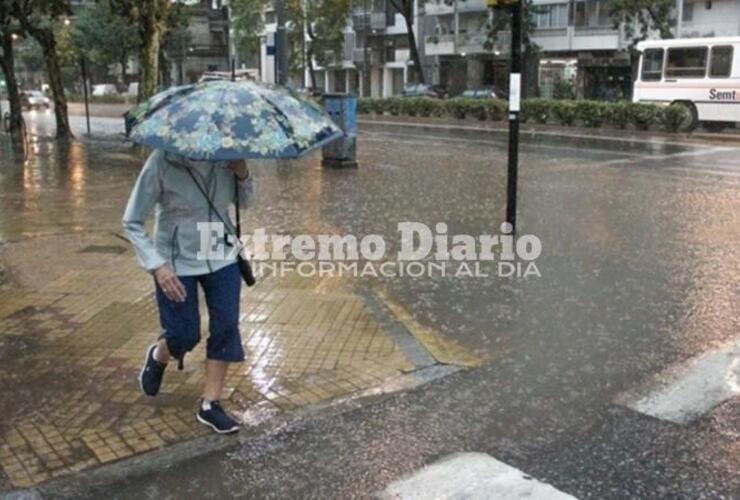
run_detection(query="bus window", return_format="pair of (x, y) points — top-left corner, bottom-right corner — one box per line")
(665, 47), (708, 78)
(710, 46), (733, 78)
(641, 49), (664, 81)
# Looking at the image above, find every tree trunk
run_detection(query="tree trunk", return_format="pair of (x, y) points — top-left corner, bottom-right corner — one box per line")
(121, 53), (128, 86)
(402, 12), (425, 84)
(138, 23), (161, 102)
(38, 31), (72, 139)
(0, 32), (25, 143)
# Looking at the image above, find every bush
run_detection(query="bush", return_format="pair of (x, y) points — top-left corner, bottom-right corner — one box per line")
(466, 99), (488, 120)
(417, 98), (443, 117)
(485, 99), (507, 121)
(444, 98), (470, 119)
(551, 100), (577, 126)
(660, 103), (690, 133)
(630, 103), (659, 131)
(606, 101), (631, 129)
(385, 97), (403, 116)
(575, 100), (608, 128)
(357, 97), (374, 114)
(521, 98), (550, 124)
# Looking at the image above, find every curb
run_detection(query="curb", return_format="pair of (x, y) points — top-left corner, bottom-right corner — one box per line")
(358, 115), (740, 147)
(4, 364), (461, 499)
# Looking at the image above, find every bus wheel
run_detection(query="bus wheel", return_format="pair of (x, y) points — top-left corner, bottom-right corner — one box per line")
(703, 121), (727, 133)
(674, 101), (698, 132)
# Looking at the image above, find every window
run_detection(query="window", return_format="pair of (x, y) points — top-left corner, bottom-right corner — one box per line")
(682, 3), (693, 22)
(573, 1), (586, 27)
(666, 46), (707, 78)
(641, 48), (664, 81)
(536, 3), (568, 29)
(710, 46), (733, 78)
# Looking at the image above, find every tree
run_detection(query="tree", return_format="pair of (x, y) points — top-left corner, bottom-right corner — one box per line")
(486, 0), (542, 97)
(110, 0), (172, 102)
(72, 0), (139, 87)
(607, 0), (674, 80)
(387, 0), (424, 84)
(287, 0), (351, 87)
(231, 0), (265, 69)
(10, 0), (73, 139)
(608, 0), (674, 45)
(0, 3), (24, 142)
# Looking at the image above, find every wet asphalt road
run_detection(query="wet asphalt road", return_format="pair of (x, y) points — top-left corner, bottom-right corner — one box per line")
(2, 111), (739, 498)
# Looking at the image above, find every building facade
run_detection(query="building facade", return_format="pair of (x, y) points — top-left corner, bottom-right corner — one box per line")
(239, 0), (740, 98)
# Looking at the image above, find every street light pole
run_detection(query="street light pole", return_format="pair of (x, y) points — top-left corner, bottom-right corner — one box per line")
(275, 0), (288, 85)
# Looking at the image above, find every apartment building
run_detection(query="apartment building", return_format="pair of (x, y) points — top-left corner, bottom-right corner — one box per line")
(245, 0), (740, 98)
(254, 0), (424, 97)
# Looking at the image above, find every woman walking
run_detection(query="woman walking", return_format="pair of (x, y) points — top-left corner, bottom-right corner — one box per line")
(122, 149), (254, 434)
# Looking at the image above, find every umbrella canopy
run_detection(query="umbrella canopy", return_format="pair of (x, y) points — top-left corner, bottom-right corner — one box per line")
(124, 80), (342, 161)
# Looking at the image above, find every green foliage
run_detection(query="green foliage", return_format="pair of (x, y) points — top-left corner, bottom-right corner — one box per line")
(607, 0), (675, 47)
(550, 100), (577, 126)
(230, 0), (265, 64)
(629, 102), (659, 130)
(356, 98), (674, 133)
(575, 100), (608, 128)
(485, 99), (507, 121)
(552, 77), (575, 100)
(606, 101), (632, 129)
(521, 98), (550, 124)
(72, 1), (139, 70)
(660, 103), (690, 133)
(444, 98), (469, 120)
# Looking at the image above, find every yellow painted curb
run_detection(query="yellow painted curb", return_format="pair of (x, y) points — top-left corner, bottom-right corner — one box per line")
(374, 289), (485, 368)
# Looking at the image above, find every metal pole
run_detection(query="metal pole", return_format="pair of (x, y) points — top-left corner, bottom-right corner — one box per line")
(363, 0), (369, 97)
(275, 0), (288, 85)
(232, 58), (236, 81)
(505, 1), (521, 231)
(80, 56), (91, 135)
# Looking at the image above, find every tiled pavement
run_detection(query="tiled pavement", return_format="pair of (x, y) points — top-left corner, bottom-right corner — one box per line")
(0, 232), (471, 491)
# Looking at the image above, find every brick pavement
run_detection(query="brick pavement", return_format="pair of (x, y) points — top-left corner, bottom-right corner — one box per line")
(0, 231), (477, 491)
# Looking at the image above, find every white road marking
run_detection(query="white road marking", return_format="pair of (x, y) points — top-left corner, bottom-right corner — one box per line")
(616, 340), (740, 424)
(376, 452), (577, 500)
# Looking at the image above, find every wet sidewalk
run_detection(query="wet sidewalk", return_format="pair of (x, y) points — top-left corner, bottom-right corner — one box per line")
(0, 228), (472, 490)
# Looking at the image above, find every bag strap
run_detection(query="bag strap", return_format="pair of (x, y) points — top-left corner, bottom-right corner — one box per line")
(184, 166), (239, 242)
(234, 174), (242, 239)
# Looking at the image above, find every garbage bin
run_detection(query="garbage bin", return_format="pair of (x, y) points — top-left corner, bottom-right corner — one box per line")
(321, 93), (358, 168)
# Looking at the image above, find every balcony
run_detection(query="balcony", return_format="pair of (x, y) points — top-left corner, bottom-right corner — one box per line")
(351, 48), (383, 65)
(352, 12), (388, 31)
(425, 34), (456, 56)
(424, 0), (487, 16)
(573, 25), (619, 50)
(458, 31), (489, 54)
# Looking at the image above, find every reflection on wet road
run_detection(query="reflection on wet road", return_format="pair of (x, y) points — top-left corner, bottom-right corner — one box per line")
(0, 111), (738, 497)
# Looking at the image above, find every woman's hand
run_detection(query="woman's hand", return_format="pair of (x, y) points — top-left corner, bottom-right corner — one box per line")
(154, 264), (187, 303)
(229, 160), (250, 180)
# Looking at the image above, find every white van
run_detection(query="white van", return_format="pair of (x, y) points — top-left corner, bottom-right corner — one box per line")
(633, 36), (740, 132)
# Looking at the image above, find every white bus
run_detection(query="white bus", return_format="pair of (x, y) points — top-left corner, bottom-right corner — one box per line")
(633, 36), (740, 132)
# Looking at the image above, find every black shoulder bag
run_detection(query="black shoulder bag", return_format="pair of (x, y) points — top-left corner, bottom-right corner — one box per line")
(185, 167), (256, 287)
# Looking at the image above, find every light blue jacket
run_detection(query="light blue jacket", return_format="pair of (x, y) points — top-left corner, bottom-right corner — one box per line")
(122, 149), (255, 276)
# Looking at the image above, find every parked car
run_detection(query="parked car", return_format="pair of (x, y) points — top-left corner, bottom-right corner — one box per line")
(295, 87), (323, 98)
(21, 90), (51, 110)
(400, 84), (449, 99)
(92, 84), (118, 96)
(461, 87), (506, 99)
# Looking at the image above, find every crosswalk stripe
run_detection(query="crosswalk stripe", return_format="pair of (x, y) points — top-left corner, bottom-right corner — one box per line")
(616, 340), (740, 424)
(376, 452), (577, 500)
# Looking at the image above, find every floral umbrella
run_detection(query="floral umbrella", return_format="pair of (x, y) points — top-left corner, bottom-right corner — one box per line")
(124, 80), (342, 160)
